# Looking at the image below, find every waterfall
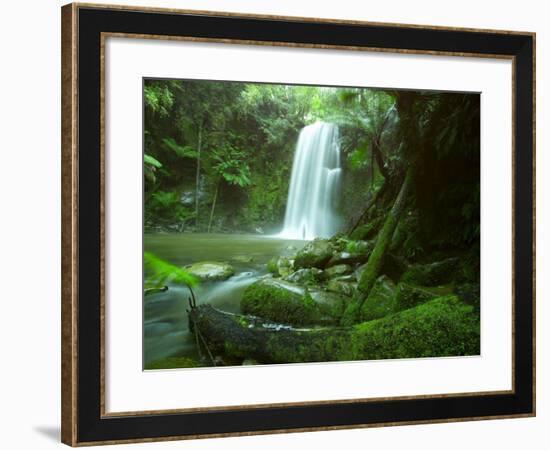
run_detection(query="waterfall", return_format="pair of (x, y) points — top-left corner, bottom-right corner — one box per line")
(279, 121), (341, 240)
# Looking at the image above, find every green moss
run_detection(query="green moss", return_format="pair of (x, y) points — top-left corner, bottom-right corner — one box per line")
(145, 356), (198, 370)
(349, 295), (480, 360)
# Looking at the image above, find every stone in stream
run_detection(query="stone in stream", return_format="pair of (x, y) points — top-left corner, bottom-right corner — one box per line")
(231, 255), (254, 263)
(184, 261), (235, 281)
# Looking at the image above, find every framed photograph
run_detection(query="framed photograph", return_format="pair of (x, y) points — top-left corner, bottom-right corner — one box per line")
(61, 2), (535, 446)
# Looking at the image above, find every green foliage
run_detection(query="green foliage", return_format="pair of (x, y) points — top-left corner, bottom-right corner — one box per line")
(144, 83), (174, 117)
(144, 153), (162, 183)
(161, 137), (197, 158)
(143, 251), (198, 289)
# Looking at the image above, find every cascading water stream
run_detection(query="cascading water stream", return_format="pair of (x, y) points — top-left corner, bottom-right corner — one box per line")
(279, 121), (341, 240)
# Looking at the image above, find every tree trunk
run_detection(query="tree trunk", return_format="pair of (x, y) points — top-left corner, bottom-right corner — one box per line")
(342, 168), (413, 324)
(195, 122), (203, 228)
(207, 181), (219, 233)
(189, 298), (479, 364)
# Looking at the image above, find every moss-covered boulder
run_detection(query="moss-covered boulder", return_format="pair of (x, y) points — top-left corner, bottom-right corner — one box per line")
(241, 278), (343, 325)
(294, 238), (334, 269)
(400, 257), (459, 286)
(185, 261), (234, 281)
(359, 275), (397, 321)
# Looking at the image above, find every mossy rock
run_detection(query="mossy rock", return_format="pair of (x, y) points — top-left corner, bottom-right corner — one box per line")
(359, 275), (397, 321)
(241, 278), (341, 325)
(400, 257), (459, 286)
(294, 238), (334, 269)
(185, 261), (234, 281)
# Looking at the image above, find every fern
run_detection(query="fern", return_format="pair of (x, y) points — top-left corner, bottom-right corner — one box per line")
(144, 252), (198, 289)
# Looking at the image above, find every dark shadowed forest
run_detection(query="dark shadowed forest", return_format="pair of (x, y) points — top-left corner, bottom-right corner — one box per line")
(143, 79), (480, 369)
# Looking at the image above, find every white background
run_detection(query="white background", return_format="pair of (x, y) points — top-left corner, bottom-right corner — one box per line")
(106, 38), (512, 412)
(0, 0), (547, 448)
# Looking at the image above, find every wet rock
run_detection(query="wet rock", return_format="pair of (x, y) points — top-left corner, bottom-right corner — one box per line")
(185, 261), (235, 281)
(323, 264), (352, 279)
(294, 238), (334, 269)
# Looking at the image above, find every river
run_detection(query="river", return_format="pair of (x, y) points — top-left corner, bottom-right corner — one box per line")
(143, 233), (306, 366)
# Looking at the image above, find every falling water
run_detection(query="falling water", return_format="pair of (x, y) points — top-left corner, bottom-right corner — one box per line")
(279, 121), (341, 240)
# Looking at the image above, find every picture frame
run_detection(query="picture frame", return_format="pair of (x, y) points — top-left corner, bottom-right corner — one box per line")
(61, 2), (535, 446)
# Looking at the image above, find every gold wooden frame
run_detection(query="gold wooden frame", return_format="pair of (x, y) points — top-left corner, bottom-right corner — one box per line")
(62, 2), (536, 446)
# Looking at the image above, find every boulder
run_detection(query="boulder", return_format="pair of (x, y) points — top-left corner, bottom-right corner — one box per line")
(294, 238), (334, 269)
(185, 261), (234, 281)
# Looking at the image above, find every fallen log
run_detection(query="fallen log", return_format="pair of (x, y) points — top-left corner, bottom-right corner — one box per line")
(188, 295), (479, 365)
